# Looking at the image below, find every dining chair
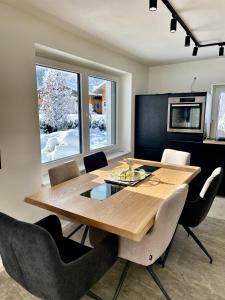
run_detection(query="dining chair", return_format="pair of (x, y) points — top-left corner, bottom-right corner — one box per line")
(161, 148), (191, 165)
(48, 160), (83, 239)
(90, 184), (189, 300)
(83, 151), (108, 243)
(48, 160), (80, 186)
(179, 167), (223, 263)
(0, 213), (118, 300)
(84, 151), (108, 173)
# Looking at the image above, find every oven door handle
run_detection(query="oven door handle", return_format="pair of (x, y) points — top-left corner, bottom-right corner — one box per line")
(171, 103), (201, 107)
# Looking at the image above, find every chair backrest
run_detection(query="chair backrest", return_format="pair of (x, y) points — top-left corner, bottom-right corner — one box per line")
(197, 167), (223, 223)
(0, 213), (62, 299)
(0, 213), (118, 300)
(118, 184), (188, 266)
(48, 160), (80, 186)
(161, 148), (191, 165)
(83, 151), (108, 173)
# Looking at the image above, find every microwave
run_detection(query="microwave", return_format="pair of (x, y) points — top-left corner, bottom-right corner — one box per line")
(167, 96), (206, 133)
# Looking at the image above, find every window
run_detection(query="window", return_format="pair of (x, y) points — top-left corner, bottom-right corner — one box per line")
(217, 92), (225, 139)
(36, 65), (81, 163)
(88, 76), (116, 150)
(211, 85), (225, 140)
(35, 61), (118, 164)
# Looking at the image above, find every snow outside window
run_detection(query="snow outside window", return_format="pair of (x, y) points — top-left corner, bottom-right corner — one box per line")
(36, 65), (81, 163)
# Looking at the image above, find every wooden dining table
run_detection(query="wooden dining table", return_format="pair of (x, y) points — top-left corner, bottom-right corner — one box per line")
(25, 158), (201, 242)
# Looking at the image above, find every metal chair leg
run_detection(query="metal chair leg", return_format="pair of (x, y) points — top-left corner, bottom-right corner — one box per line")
(158, 225), (177, 268)
(113, 261), (130, 300)
(81, 225), (89, 245)
(183, 226), (213, 264)
(87, 290), (103, 300)
(146, 265), (171, 300)
(159, 237), (174, 268)
(67, 224), (84, 238)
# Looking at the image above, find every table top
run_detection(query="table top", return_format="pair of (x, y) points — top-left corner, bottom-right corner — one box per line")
(25, 158), (201, 241)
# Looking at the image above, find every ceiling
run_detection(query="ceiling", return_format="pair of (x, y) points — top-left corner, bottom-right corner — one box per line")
(3, 0), (225, 65)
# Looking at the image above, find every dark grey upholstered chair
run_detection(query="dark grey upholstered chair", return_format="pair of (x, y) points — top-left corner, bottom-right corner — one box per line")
(83, 151), (108, 173)
(179, 167), (223, 263)
(48, 160), (84, 239)
(161, 167), (223, 268)
(0, 213), (118, 300)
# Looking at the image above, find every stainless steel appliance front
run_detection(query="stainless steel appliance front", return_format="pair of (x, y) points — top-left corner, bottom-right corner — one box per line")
(167, 96), (206, 133)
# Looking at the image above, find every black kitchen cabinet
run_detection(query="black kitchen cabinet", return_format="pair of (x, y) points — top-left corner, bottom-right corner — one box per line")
(135, 94), (169, 159)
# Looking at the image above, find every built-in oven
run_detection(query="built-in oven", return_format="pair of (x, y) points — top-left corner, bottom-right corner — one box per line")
(167, 96), (206, 133)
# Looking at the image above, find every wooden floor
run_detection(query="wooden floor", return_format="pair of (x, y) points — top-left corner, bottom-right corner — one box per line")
(1, 216), (225, 300)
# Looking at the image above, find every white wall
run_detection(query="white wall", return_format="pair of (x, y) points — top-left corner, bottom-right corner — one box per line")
(0, 2), (149, 222)
(148, 57), (225, 93)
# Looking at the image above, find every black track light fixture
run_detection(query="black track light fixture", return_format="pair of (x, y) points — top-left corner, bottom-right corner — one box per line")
(170, 16), (177, 33)
(149, 0), (157, 11)
(192, 45), (198, 56)
(219, 45), (224, 56)
(185, 34), (191, 47)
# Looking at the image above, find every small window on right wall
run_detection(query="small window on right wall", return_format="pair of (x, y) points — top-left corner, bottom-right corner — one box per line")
(216, 92), (225, 140)
(211, 85), (225, 140)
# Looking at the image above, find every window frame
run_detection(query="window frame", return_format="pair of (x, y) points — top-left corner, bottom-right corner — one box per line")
(35, 56), (119, 167)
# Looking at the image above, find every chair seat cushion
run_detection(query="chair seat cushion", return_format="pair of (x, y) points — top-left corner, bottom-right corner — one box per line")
(57, 238), (91, 263)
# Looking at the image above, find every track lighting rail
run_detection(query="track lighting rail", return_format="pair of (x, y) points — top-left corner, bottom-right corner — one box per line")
(161, 0), (198, 46)
(149, 0), (225, 56)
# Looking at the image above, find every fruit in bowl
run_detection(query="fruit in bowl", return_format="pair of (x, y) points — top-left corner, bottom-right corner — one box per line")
(116, 169), (145, 182)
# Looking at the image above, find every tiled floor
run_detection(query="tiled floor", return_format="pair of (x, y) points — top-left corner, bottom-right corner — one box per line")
(1, 197), (225, 300)
(208, 196), (225, 220)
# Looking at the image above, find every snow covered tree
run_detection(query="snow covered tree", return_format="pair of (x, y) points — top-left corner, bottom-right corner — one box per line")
(39, 69), (77, 132)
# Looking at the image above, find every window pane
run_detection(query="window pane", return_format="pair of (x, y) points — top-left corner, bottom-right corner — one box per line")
(216, 92), (225, 140)
(88, 76), (116, 150)
(36, 65), (81, 163)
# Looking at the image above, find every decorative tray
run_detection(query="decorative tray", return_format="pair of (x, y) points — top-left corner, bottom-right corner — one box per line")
(105, 169), (151, 186)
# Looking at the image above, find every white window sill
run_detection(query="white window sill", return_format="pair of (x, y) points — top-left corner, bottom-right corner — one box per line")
(42, 150), (131, 186)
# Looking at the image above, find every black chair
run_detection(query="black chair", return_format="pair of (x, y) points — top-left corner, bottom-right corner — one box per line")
(0, 213), (118, 300)
(179, 167), (223, 263)
(83, 151), (108, 244)
(84, 151), (108, 173)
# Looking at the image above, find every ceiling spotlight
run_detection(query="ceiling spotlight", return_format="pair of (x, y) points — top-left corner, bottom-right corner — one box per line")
(219, 45), (224, 56)
(149, 0), (157, 11)
(192, 45), (198, 56)
(185, 34), (191, 47)
(170, 16), (177, 33)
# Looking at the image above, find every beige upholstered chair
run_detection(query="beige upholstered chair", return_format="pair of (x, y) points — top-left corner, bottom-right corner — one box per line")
(48, 161), (83, 239)
(90, 184), (188, 300)
(161, 148), (191, 166)
(116, 184), (188, 299)
(48, 160), (80, 186)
